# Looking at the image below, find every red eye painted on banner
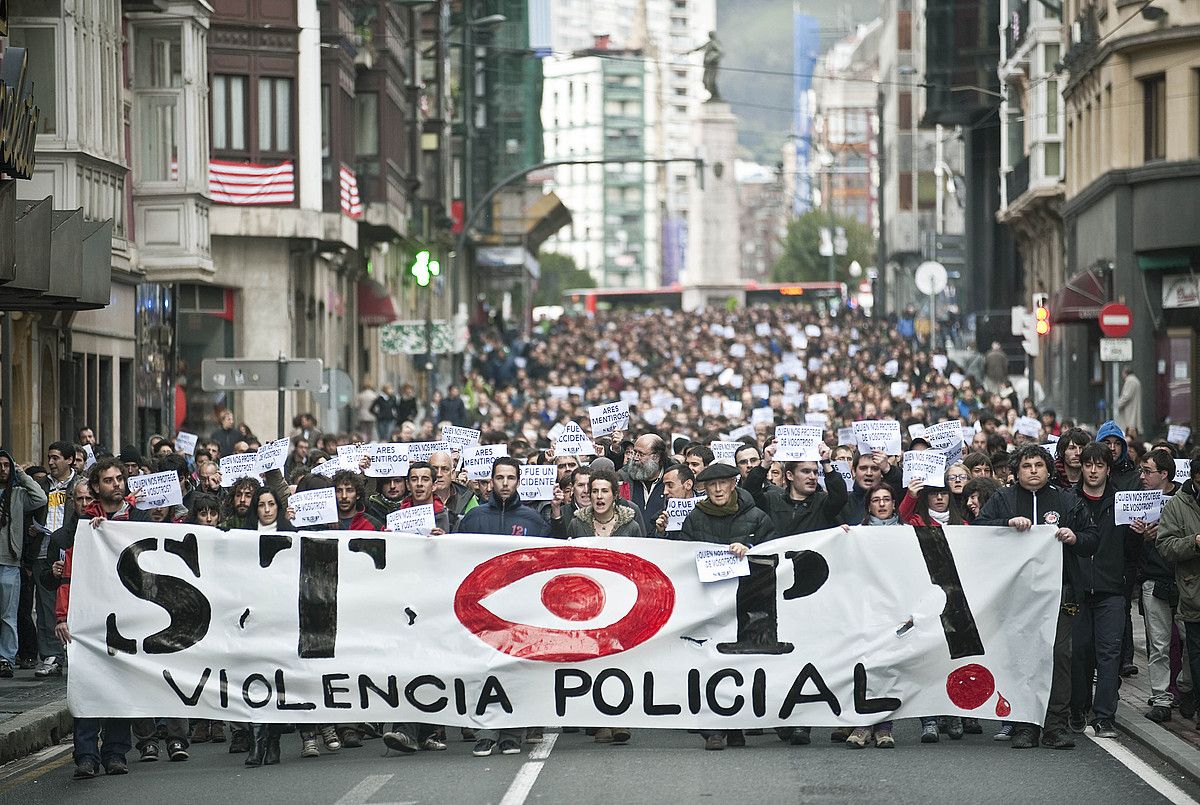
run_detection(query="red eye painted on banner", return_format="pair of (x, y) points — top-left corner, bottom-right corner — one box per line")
(454, 547), (675, 662)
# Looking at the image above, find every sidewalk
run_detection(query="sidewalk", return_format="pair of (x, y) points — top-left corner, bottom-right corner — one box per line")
(0, 666), (70, 764)
(1116, 610), (1200, 781)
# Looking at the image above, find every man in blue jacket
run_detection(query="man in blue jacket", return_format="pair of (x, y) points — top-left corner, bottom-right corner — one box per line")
(455, 457), (551, 757)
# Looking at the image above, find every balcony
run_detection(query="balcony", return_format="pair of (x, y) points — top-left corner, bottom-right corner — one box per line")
(1006, 154), (1030, 204)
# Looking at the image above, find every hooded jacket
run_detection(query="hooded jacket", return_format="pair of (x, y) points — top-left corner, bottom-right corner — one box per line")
(1155, 482), (1200, 621)
(679, 488), (777, 547)
(1074, 481), (1139, 596)
(0, 451), (49, 567)
(455, 492), (552, 537)
(564, 503), (642, 538)
(974, 480), (1099, 598)
(1096, 420), (1140, 491)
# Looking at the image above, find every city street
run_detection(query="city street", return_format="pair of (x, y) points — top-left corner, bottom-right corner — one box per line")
(2, 723), (1197, 805)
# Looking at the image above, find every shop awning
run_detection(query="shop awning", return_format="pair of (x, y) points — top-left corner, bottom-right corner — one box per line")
(1051, 266), (1109, 322)
(356, 278), (400, 326)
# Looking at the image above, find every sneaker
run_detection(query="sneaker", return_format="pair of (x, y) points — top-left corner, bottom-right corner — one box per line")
(498, 739), (521, 755)
(1146, 705), (1173, 723)
(962, 717), (982, 734)
(1068, 710), (1087, 734)
(73, 759), (100, 779)
(138, 743), (159, 762)
(382, 731), (418, 754)
(1040, 729), (1074, 749)
(228, 730), (251, 754)
(611, 728), (631, 745)
(593, 728), (614, 743)
(920, 722), (940, 743)
(103, 758), (128, 775)
(994, 723), (1014, 741)
(421, 737), (448, 751)
(209, 722), (225, 743)
(472, 738), (497, 757)
(167, 739), (189, 761)
(944, 716), (964, 740)
(34, 657), (63, 678)
(190, 721), (211, 743)
(1010, 727), (1039, 749)
(17, 657), (37, 670)
(340, 727), (362, 748)
(704, 734), (725, 750)
(1182, 690), (1196, 721)
(301, 737), (320, 758)
(320, 725), (342, 751)
(1093, 720), (1118, 739)
(874, 728), (895, 748)
(846, 727), (872, 748)
(0, 660), (13, 678)
(726, 730), (746, 747)
(830, 727), (851, 742)
(461, 728), (477, 741)
(525, 727), (544, 744)
(789, 726), (811, 746)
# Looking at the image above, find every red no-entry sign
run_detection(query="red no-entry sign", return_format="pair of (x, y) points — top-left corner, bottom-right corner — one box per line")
(1098, 302), (1132, 337)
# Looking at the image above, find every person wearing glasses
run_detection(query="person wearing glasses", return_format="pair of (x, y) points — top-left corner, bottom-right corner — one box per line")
(1135, 448), (1184, 723)
(619, 433), (668, 528)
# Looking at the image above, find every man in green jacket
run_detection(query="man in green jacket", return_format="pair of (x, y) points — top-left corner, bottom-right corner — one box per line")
(1155, 457), (1200, 727)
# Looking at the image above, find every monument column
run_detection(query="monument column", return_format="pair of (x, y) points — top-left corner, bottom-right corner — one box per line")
(682, 101), (745, 311)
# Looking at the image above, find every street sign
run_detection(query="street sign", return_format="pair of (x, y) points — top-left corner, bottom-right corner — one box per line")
(201, 358), (324, 392)
(1098, 302), (1132, 337)
(1100, 338), (1133, 362)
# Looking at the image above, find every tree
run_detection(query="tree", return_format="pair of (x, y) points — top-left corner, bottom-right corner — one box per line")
(772, 210), (874, 286)
(534, 251), (595, 307)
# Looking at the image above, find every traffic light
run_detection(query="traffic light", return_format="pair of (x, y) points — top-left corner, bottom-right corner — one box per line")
(1033, 293), (1050, 336)
(410, 250), (440, 287)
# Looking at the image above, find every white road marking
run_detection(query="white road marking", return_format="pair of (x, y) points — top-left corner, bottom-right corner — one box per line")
(498, 733), (559, 805)
(334, 773), (395, 805)
(1085, 733), (1197, 805)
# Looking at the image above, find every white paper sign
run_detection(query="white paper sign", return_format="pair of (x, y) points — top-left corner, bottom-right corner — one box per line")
(665, 497), (700, 531)
(174, 431), (198, 456)
(890, 382), (910, 399)
(1168, 425), (1191, 446)
(949, 372), (965, 388)
(832, 460), (853, 489)
(902, 451), (946, 487)
(751, 383), (770, 400)
(836, 427), (857, 447)
(516, 464), (558, 501)
(588, 401), (630, 436)
(710, 441), (743, 466)
(642, 407), (667, 427)
(547, 423), (565, 442)
(406, 441), (452, 463)
(83, 444), (96, 470)
(853, 420), (903, 455)
(728, 424), (756, 442)
(462, 445), (508, 481)
(386, 504), (436, 535)
(1115, 491), (1165, 525)
(365, 443), (410, 478)
(619, 390), (640, 405)
(804, 413), (829, 428)
(932, 355), (949, 372)
(908, 424), (926, 440)
(884, 360), (899, 376)
(729, 344), (747, 359)
(127, 471), (184, 510)
(696, 549), (751, 582)
(774, 425), (824, 461)
(337, 443), (372, 469)
(219, 453), (259, 487)
(311, 460), (343, 479)
(684, 377), (702, 393)
(442, 426), (481, 451)
(825, 381), (850, 399)
(804, 324), (822, 338)
(1177, 459), (1193, 484)
(722, 400), (743, 420)
(784, 381), (801, 396)
(255, 438), (290, 474)
(808, 393), (830, 412)
(752, 407), (776, 426)
(555, 422), (597, 456)
(288, 488), (339, 527)
(755, 322), (772, 337)
(1015, 417), (1042, 439)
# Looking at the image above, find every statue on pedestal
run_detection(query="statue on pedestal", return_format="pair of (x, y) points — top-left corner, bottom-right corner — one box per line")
(684, 30), (723, 102)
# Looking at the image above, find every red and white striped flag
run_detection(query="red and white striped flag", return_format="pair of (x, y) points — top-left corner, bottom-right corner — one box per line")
(339, 164), (363, 219)
(208, 159), (296, 205)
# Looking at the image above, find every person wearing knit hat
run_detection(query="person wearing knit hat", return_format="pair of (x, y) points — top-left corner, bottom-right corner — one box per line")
(118, 446), (142, 480)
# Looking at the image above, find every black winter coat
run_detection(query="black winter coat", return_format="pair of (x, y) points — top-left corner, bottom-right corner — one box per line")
(758, 468), (847, 537)
(679, 489), (777, 547)
(1075, 483), (1139, 596)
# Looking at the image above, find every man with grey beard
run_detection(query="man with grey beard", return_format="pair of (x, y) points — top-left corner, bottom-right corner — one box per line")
(620, 433), (667, 527)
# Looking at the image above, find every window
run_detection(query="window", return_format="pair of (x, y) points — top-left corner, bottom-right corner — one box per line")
(211, 74), (247, 151)
(7, 26), (57, 133)
(1142, 74), (1166, 162)
(898, 92), (912, 131)
(258, 76), (293, 153)
(355, 92), (378, 158)
(1045, 80), (1059, 135)
(134, 27), (181, 89)
(897, 10), (912, 51)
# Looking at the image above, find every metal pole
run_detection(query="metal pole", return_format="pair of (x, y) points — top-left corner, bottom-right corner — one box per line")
(827, 178), (836, 283)
(1, 313), (12, 450)
(929, 291), (936, 354)
(277, 354), (286, 438)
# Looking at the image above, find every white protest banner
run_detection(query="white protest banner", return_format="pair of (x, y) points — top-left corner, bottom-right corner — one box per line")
(547, 422), (566, 443)
(462, 445), (508, 481)
(555, 422), (597, 456)
(288, 488), (339, 527)
(751, 383), (770, 400)
(255, 438), (290, 474)
(219, 454), (260, 487)
(336, 443), (371, 471)
(386, 504), (437, 535)
(174, 432), (198, 456)
(710, 441), (742, 466)
(516, 464), (557, 501)
(365, 443), (410, 478)
(665, 497), (700, 532)
(406, 441), (452, 463)
(1014, 417), (1042, 439)
(808, 393), (830, 412)
(752, 407), (776, 426)
(774, 426), (824, 462)
(832, 460), (853, 489)
(442, 426), (481, 451)
(727, 424), (755, 442)
(311, 460), (343, 479)
(723, 326), (736, 340)
(68, 523), (1062, 728)
(83, 444), (96, 470)
(127, 472), (184, 510)
(924, 420), (965, 466)
(836, 427), (857, 447)
(853, 420), (903, 455)
(908, 424), (926, 440)
(721, 400), (743, 420)
(1115, 491), (1165, 525)
(1169, 425), (1192, 447)
(902, 451), (946, 487)
(1177, 459), (1193, 484)
(696, 549), (751, 583)
(588, 401), (630, 436)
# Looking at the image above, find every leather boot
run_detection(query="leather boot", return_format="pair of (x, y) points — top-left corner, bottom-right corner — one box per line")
(245, 725), (268, 767)
(264, 727), (281, 765)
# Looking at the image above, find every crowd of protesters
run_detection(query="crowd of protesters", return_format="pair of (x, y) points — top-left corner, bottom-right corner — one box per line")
(2, 304), (1198, 777)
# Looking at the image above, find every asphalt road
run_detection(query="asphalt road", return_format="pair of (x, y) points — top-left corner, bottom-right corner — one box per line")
(2, 721), (1197, 805)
